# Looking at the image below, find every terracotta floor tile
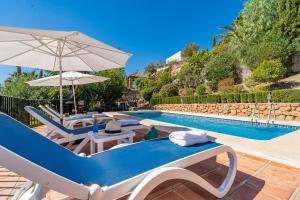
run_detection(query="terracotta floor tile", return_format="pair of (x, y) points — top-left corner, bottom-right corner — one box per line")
(145, 180), (182, 200)
(0, 182), (17, 188)
(0, 188), (13, 196)
(249, 164), (300, 187)
(197, 157), (221, 172)
(294, 191), (300, 200)
(174, 183), (217, 200)
(230, 184), (273, 200)
(247, 181), (295, 200)
(202, 165), (241, 190)
(235, 155), (268, 175)
(152, 190), (183, 200)
(270, 161), (300, 175)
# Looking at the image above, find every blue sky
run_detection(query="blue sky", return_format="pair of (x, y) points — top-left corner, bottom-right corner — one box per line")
(0, 0), (245, 83)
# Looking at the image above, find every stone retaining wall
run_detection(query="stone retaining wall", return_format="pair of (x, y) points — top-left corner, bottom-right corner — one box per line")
(153, 103), (300, 121)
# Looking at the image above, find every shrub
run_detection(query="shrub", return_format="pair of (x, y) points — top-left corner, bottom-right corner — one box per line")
(206, 95), (221, 103)
(226, 94), (235, 103)
(240, 93), (248, 103)
(218, 78), (234, 93)
(151, 92), (161, 99)
(247, 93), (255, 103)
(150, 89), (300, 105)
(233, 93), (240, 103)
(141, 87), (158, 101)
(195, 84), (206, 95)
(159, 83), (179, 97)
(179, 88), (195, 96)
(254, 92), (269, 103)
(251, 60), (286, 83)
(205, 53), (237, 90)
(251, 84), (270, 92)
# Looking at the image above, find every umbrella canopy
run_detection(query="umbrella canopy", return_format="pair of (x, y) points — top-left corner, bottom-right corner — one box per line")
(27, 71), (109, 114)
(0, 26), (131, 122)
(27, 71), (109, 86)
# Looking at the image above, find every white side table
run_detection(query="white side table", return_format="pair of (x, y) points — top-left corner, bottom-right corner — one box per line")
(89, 130), (135, 153)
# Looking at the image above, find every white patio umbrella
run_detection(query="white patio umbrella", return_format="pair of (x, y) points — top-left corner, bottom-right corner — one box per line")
(0, 26), (131, 123)
(27, 71), (109, 114)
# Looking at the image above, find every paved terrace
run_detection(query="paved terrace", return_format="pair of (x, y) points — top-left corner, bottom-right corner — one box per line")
(1, 126), (300, 200)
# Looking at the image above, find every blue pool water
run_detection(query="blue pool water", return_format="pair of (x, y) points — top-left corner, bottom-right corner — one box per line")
(127, 112), (299, 140)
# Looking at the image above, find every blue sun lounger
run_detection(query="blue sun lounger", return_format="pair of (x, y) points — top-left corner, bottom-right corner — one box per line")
(25, 106), (148, 153)
(0, 112), (237, 200)
(39, 105), (112, 128)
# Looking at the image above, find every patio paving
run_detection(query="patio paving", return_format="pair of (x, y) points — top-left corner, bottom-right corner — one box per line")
(0, 126), (300, 200)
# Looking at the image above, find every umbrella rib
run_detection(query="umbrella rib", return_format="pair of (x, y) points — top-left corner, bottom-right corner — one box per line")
(31, 34), (58, 55)
(52, 42), (60, 71)
(0, 38), (57, 63)
(64, 42), (125, 67)
(0, 38), (51, 43)
(61, 44), (89, 57)
(66, 40), (131, 56)
(69, 49), (98, 72)
(18, 41), (56, 56)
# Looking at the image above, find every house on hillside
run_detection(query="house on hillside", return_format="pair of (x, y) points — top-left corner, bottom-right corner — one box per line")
(166, 51), (182, 64)
(127, 72), (145, 89)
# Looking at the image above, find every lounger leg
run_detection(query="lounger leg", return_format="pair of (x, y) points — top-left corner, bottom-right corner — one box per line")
(73, 137), (90, 154)
(13, 181), (48, 200)
(128, 150), (237, 200)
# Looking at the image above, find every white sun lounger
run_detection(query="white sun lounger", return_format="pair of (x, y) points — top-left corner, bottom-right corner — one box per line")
(0, 112), (237, 200)
(39, 105), (112, 129)
(25, 106), (149, 154)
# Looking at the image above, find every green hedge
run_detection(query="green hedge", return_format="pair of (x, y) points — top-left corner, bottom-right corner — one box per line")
(150, 89), (300, 105)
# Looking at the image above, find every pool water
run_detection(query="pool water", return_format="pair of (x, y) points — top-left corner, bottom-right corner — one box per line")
(127, 112), (298, 140)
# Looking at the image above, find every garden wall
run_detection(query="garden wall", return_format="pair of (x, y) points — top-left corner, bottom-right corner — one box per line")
(153, 103), (300, 121)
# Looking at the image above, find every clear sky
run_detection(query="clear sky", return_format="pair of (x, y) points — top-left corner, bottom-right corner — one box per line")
(0, 0), (245, 83)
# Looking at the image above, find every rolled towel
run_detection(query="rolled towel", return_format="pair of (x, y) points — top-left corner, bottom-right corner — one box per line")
(170, 130), (207, 140)
(119, 119), (139, 126)
(169, 130), (208, 146)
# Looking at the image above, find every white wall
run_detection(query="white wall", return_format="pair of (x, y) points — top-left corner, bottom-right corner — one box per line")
(166, 51), (182, 63)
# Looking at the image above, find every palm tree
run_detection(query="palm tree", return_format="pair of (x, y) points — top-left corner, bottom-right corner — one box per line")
(38, 69), (43, 78)
(16, 66), (22, 77)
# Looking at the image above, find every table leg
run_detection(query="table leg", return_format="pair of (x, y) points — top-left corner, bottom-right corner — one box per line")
(97, 142), (104, 152)
(90, 139), (95, 154)
(129, 136), (133, 143)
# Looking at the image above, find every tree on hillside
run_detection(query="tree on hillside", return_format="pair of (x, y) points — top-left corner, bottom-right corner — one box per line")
(177, 50), (210, 88)
(181, 43), (199, 59)
(277, 0), (300, 44)
(0, 72), (53, 99)
(95, 68), (126, 104)
(144, 63), (157, 76)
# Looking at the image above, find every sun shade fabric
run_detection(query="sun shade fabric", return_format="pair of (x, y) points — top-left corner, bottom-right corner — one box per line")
(0, 26), (132, 71)
(0, 113), (221, 187)
(27, 71), (109, 86)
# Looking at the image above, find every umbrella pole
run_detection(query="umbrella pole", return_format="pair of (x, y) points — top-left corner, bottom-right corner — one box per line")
(72, 81), (77, 115)
(58, 41), (63, 125)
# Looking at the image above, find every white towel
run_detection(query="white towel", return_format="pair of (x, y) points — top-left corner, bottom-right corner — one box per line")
(119, 119), (139, 126)
(169, 130), (208, 146)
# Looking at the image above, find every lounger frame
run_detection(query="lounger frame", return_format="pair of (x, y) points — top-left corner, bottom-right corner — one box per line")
(1, 141), (236, 200)
(25, 106), (149, 154)
(39, 105), (112, 129)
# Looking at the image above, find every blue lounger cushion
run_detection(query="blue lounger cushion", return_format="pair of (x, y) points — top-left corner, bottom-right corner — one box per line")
(43, 106), (102, 122)
(0, 113), (221, 187)
(29, 107), (141, 135)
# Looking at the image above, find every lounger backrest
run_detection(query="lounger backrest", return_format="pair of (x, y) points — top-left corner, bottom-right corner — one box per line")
(45, 105), (61, 118)
(0, 113), (88, 187)
(25, 106), (71, 137)
(39, 105), (60, 120)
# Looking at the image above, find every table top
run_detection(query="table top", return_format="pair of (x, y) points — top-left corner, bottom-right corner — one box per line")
(89, 130), (135, 142)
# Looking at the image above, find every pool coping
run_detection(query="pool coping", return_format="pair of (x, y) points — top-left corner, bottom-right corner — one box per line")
(106, 110), (300, 169)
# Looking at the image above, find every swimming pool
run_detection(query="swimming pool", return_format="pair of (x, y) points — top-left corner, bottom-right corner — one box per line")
(127, 111), (299, 140)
